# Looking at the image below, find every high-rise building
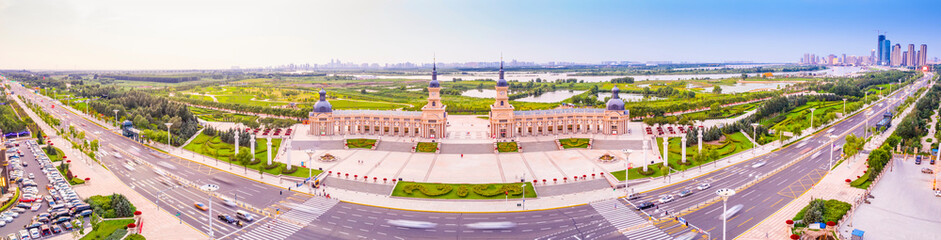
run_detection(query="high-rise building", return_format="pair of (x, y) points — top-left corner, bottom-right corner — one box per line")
(883, 39), (892, 65)
(877, 35), (886, 65)
(871, 49), (876, 64)
(891, 44), (902, 66)
(919, 44), (928, 66)
(907, 44), (916, 67)
(902, 51), (909, 66)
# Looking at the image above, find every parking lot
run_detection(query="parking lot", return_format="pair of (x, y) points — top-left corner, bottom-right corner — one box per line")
(0, 139), (89, 239)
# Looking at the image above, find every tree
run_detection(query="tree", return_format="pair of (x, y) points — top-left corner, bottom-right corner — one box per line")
(741, 73), (747, 81)
(712, 86), (722, 94)
(111, 194), (135, 217)
(843, 134), (860, 160)
(235, 151), (253, 165)
(90, 139), (100, 152)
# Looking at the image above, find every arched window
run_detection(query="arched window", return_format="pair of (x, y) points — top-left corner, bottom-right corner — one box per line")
(432, 101), (436, 106)
(500, 101), (504, 106)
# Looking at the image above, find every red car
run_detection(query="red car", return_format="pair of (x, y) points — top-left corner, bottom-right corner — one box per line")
(19, 197), (37, 203)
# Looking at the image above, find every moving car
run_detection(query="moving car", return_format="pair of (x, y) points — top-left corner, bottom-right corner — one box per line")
(217, 214), (237, 224)
(235, 210), (254, 222)
(465, 221), (517, 230)
(916, 156), (922, 165)
(751, 161), (767, 168)
(719, 204), (744, 219)
(677, 189), (693, 197)
(194, 203), (208, 211)
(697, 183), (711, 190)
(634, 201), (656, 210)
(387, 220), (437, 229)
(658, 195), (675, 203)
(221, 198), (237, 207)
(923, 168), (934, 174)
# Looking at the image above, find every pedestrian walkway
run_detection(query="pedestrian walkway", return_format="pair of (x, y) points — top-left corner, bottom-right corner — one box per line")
(590, 200), (670, 240)
(236, 197), (338, 240)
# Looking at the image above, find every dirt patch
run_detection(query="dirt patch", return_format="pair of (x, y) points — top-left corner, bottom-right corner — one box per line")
(704, 135), (726, 145)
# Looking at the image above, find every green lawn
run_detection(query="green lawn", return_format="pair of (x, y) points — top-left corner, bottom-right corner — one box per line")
(45, 146), (65, 162)
(792, 199), (852, 227)
(497, 142), (519, 152)
(610, 165), (669, 181)
(416, 142), (438, 153)
(182, 132), (320, 178)
(558, 138), (590, 149)
(80, 219), (135, 240)
(346, 139), (377, 149)
(391, 182), (536, 199)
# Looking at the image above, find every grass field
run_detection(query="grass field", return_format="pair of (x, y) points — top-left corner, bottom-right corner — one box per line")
(497, 142), (519, 152)
(558, 138), (590, 149)
(391, 182), (536, 199)
(416, 142), (438, 152)
(346, 139), (376, 149)
(45, 146), (65, 162)
(80, 219), (135, 240)
(655, 132), (753, 171)
(182, 133), (319, 177)
(610, 165), (668, 181)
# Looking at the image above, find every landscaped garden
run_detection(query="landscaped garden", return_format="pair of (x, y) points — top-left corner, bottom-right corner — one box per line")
(558, 138), (590, 149)
(610, 164), (669, 181)
(392, 182), (536, 199)
(792, 198), (851, 227)
(182, 132), (319, 178)
(496, 142), (519, 152)
(80, 219), (135, 240)
(86, 194), (137, 218)
(45, 146), (65, 162)
(56, 163), (86, 185)
(346, 138), (377, 149)
(416, 142), (438, 153)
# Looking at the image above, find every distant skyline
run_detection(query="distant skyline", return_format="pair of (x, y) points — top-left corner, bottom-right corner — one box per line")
(0, 0), (939, 70)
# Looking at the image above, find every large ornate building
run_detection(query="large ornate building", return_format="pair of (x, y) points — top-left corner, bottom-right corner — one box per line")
(489, 61), (630, 138)
(310, 60), (629, 139)
(308, 64), (448, 138)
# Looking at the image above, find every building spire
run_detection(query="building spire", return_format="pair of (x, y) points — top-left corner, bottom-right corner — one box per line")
(432, 55), (437, 81)
(499, 54), (504, 80)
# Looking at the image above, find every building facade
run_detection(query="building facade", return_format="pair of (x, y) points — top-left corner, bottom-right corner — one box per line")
(309, 64), (448, 139)
(488, 61), (630, 138)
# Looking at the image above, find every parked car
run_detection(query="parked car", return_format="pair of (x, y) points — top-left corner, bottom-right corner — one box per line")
(677, 189), (693, 197)
(916, 156), (922, 165)
(51, 224), (62, 234)
(61, 222), (73, 231)
(923, 168), (934, 174)
(28, 228), (40, 239)
(17, 230), (28, 240)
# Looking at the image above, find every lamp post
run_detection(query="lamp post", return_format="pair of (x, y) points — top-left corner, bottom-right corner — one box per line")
(234, 130), (240, 155)
(305, 149), (316, 179)
(642, 139), (649, 172)
(200, 184), (219, 239)
(164, 122), (172, 146)
(809, 108), (816, 131)
(113, 109), (119, 127)
(750, 123), (759, 157)
(842, 98), (847, 116)
(829, 135), (838, 171)
(521, 184), (526, 210)
(716, 189), (736, 240)
(622, 149), (633, 196)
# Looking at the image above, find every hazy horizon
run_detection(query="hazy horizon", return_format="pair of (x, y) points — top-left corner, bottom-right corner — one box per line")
(1, 0), (938, 70)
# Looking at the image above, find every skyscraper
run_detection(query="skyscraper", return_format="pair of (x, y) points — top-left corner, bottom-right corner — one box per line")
(883, 39), (892, 65)
(871, 49), (876, 64)
(907, 44), (916, 67)
(919, 44), (928, 66)
(902, 51), (909, 66)
(891, 44), (902, 66)
(877, 35), (886, 65)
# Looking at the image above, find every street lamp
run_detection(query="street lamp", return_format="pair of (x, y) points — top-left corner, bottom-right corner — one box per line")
(305, 149), (316, 179)
(829, 135), (838, 171)
(199, 184), (219, 239)
(164, 122), (172, 145)
(521, 184), (526, 210)
(113, 109), (119, 127)
(842, 98), (847, 116)
(622, 149), (633, 196)
(716, 188), (736, 240)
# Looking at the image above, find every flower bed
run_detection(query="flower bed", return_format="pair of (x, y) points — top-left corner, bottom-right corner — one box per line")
(792, 199), (851, 227)
(558, 138), (590, 149)
(416, 142), (438, 153)
(496, 142), (519, 152)
(392, 182), (536, 199)
(346, 138), (377, 149)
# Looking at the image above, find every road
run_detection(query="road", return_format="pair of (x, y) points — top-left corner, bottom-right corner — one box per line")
(2, 72), (930, 240)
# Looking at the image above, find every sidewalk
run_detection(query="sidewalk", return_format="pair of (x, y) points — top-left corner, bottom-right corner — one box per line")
(10, 92), (205, 239)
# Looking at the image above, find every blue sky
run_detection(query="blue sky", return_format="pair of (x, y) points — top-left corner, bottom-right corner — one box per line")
(0, 0), (938, 69)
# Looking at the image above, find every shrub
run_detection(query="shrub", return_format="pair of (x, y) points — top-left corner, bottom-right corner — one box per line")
(801, 200), (825, 225)
(456, 186), (469, 197)
(281, 166), (298, 175)
(262, 162), (280, 170)
(104, 228), (128, 240)
(125, 234), (146, 240)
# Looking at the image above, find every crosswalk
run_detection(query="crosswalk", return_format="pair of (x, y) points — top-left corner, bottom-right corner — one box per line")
(590, 200), (671, 240)
(236, 197), (339, 240)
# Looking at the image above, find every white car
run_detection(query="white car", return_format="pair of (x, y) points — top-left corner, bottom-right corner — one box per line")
(222, 198), (237, 207)
(28, 173), (34, 179)
(935, 190), (941, 197)
(751, 161), (767, 168)
(0, 216), (12, 223)
(719, 204), (744, 219)
(465, 221), (517, 230)
(697, 183), (711, 190)
(658, 195), (675, 203)
(387, 220), (437, 229)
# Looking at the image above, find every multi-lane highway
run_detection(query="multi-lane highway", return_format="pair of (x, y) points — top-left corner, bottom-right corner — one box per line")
(2, 71), (931, 240)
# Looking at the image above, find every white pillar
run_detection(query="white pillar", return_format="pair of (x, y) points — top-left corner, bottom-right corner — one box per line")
(662, 137), (669, 167)
(285, 141), (292, 170)
(681, 136), (687, 164)
(697, 129), (703, 153)
(642, 139), (648, 172)
(234, 131), (240, 155)
(250, 134), (256, 160)
(266, 137), (272, 165)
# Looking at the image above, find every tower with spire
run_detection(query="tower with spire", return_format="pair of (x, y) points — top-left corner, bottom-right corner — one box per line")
(421, 57), (447, 138)
(490, 57), (516, 138)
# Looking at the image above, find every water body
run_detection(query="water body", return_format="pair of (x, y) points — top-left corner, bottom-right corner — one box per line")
(371, 66), (865, 83)
(461, 89), (660, 103)
(717, 82), (794, 93)
(596, 92), (661, 102)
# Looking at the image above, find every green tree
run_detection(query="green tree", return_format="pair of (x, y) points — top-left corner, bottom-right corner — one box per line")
(712, 85), (722, 94)
(741, 73), (748, 81)
(90, 139), (100, 152)
(235, 151), (253, 165)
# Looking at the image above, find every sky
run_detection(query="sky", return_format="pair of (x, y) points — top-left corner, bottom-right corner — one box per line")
(0, 0), (939, 70)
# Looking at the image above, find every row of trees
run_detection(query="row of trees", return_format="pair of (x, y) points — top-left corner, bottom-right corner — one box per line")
(894, 83), (941, 150)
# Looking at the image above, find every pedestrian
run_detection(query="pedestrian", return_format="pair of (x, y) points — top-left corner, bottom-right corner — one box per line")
(279, 190), (282, 195)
